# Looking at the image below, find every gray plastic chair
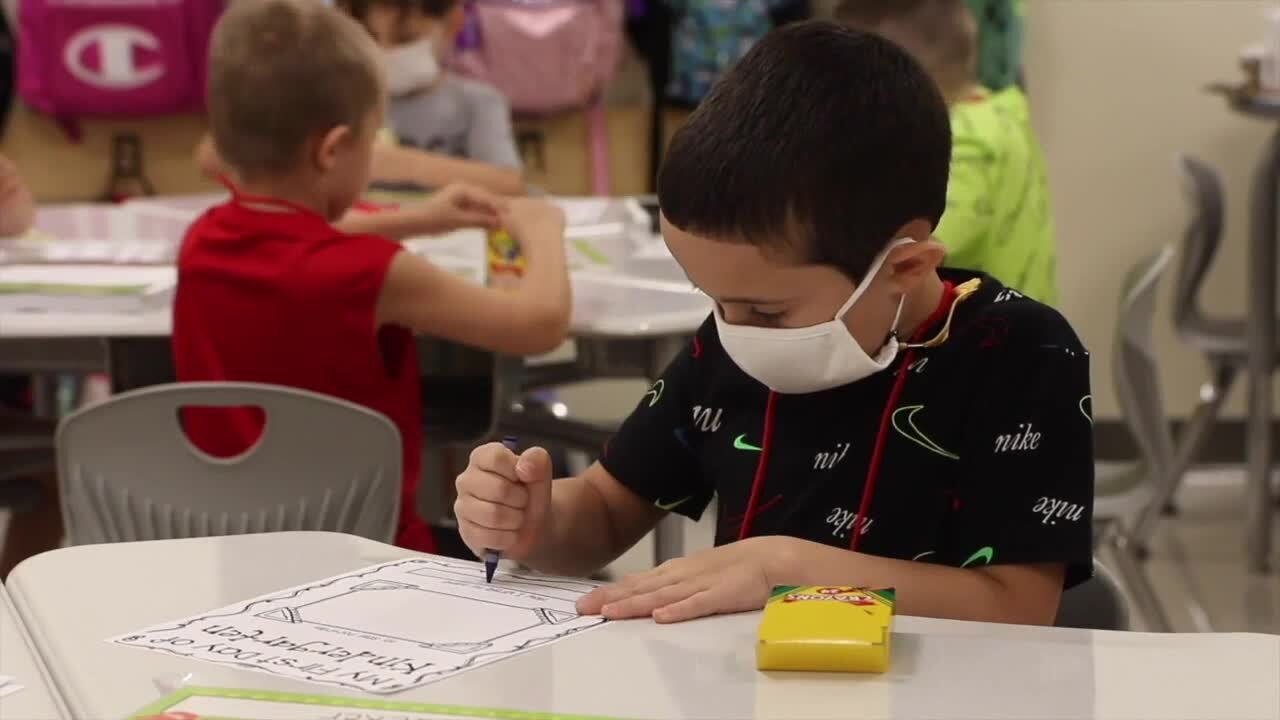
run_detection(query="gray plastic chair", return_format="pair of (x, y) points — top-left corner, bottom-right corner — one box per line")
(56, 382), (401, 546)
(1093, 245), (1176, 631)
(1055, 559), (1131, 631)
(1133, 156), (1265, 527)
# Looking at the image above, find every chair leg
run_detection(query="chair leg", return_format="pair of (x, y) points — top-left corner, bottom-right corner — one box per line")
(1138, 365), (1235, 549)
(1107, 532), (1174, 632)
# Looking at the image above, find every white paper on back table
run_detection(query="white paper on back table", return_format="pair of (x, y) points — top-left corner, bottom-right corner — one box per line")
(0, 264), (177, 314)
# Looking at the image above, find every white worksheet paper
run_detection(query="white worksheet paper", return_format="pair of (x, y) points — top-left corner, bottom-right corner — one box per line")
(109, 558), (607, 695)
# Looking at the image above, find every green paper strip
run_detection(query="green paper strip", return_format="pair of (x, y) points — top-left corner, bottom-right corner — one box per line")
(0, 282), (150, 296)
(571, 239), (609, 266)
(131, 686), (641, 720)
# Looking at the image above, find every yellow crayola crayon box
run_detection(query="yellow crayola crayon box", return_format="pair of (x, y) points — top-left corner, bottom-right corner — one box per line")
(756, 586), (895, 673)
(487, 228), (526, 278)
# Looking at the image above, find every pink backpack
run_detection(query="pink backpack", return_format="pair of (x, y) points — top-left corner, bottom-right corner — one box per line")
(451, 0), (624, 115)
(17, 0), (224, 136)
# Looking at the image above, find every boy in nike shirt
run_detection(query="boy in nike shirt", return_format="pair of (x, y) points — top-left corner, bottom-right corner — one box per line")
(455, 21), (1093, 625)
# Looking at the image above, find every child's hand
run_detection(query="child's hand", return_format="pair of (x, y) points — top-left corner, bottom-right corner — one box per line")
(418, 182), (506, 232)
(193, 134), (224, 179)
(0, 154), (35, 238)
(501, 198), (566, 259)
(454, 442), (554, 563)
(576, 537), (798, 623)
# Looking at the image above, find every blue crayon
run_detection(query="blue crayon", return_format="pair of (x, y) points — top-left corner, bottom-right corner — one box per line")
(484, 435), (520, 583)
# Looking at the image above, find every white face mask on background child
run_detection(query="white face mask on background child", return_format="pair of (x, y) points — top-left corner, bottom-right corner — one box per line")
(715, 239), (912, 395)
(384, 35), (441, 96)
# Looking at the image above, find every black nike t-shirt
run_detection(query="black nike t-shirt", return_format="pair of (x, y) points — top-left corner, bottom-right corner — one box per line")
(600, 269), (1095, 587)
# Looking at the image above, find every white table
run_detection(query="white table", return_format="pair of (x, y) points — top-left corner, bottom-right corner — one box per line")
(0, 584), (66, 719)
(7, 532), (1280, 720)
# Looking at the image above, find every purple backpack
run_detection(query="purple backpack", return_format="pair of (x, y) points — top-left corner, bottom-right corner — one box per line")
(17, 0), (224, 137)
(451, 0), (624, 115)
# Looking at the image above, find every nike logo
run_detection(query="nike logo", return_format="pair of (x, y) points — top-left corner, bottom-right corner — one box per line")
(962, 546), (995, 567)
(643, 379), (664, 408)
(655, 496), (691, 511)
(733, 434), (762, 452)
(1079, 395), (1093, 425)
(892, 406), (959, 460)
(673, 427), (692, 451)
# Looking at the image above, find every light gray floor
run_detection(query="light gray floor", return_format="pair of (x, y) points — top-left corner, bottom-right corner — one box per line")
(2, 467), (1276, 634)
(1127, 467), (1280, 633)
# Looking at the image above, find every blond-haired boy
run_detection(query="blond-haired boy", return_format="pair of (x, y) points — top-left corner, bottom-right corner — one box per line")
(176, 0), (570, 553)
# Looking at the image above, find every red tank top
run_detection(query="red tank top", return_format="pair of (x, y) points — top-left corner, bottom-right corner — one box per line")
(172, 199), (434, 553)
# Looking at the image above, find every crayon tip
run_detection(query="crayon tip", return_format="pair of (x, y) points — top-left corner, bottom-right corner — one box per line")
(483, 549), (499, 583)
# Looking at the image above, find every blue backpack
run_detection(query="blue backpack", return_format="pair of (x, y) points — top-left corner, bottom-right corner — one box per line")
(663, 0), (800, 105)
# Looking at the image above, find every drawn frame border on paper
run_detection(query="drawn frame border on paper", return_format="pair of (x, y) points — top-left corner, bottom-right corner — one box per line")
(111, 558), (608, 694)
(130, 686), (639, 720)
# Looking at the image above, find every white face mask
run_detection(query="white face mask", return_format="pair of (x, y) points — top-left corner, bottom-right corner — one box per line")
(383, 36), (441, 96)
(714, 239), (912, 394)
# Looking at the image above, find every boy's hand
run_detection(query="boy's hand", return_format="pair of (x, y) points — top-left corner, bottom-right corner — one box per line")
(454, 442), (554, 562)
(501, 198), (566, 259)
(576, 537), (798, 623)
(418, 182), (506, 231)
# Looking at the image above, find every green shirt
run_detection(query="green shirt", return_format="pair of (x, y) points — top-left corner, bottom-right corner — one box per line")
(937, 85), (1058, 305)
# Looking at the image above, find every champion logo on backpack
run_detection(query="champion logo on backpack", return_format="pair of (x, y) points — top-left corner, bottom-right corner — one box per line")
(64, 25), (165, 90)
(18, 0), (224, 137)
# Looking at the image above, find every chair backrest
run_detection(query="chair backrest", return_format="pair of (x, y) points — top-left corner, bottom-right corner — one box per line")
(1171, 155), (1225, 333)
(1113, 245), (1177, 478)
(1055, 559), (1131, 631)
(56, 382), (401, 545)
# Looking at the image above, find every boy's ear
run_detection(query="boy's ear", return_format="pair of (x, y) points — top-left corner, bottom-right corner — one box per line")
(314, 125), (354, 172)
(885, 219), (945, 289)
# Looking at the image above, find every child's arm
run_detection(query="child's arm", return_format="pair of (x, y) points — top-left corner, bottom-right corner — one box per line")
(375, 197), (570, 354)
(579, 538), (1065, 625)
(372, 142), (526, 197)
(0, 154), (35, 237)
(337, 183), (506, 240)
(456, 446), (1064, 623)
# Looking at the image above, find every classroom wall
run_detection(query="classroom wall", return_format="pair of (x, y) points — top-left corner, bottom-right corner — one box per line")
(1024, 0), (1270, 420)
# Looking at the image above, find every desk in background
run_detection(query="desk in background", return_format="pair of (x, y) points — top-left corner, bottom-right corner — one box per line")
(7, 532), (1280, 720)
(1221, 92), (1280, 572)
(0, 199), (708, 563)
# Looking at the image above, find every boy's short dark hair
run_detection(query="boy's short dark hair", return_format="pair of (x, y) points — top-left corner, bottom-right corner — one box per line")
(657, 21), (952, 281)
(343, 0), (459, 21)
(835, 0), (977, 99)
(208, 0), (383, 179)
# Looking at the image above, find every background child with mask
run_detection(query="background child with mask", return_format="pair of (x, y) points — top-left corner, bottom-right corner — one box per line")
(453, 21), (1094, 627)
(340, 0), (524, 195)
(837, 0), (1057, 305)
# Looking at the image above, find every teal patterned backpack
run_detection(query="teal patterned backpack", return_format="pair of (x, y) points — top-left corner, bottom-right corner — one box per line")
(967, 0), (1025, 90)
(664, 0), (801, 105)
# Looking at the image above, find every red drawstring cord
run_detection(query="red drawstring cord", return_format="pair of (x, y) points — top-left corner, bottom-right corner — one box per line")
(851, 344), (919, 551)
(736, 282), (959, 547)
(738, 390), (779, 540)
